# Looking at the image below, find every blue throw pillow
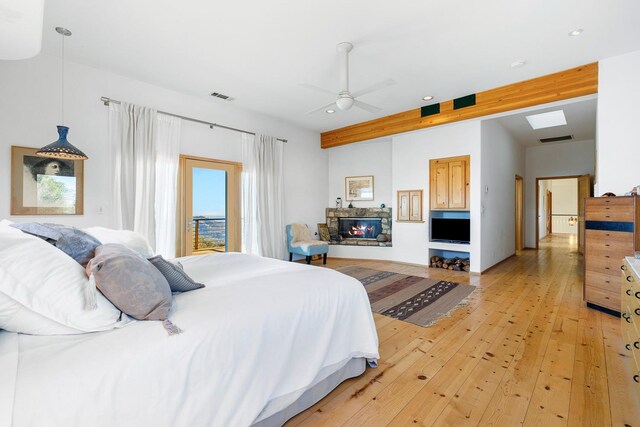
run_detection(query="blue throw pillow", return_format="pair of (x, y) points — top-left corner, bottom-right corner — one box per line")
(148, 255), (205, 293)
(10, 222), (101, 267)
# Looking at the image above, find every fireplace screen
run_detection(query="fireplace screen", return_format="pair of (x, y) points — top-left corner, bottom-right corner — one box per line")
(338, 218), (383, 239)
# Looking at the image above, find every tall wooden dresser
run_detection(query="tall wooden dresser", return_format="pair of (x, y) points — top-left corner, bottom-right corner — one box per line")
(584, 196), (640, 313)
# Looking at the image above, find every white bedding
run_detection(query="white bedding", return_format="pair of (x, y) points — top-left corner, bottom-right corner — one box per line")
(0, 253), (379, 427)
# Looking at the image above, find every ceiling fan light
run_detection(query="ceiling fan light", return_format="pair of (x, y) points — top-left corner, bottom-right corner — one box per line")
(336, 96), (354, 111)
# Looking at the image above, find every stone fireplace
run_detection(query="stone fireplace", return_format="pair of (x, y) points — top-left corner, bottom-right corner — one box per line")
(326, 208), (392, 247)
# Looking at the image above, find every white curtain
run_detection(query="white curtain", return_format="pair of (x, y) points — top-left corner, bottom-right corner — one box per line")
(154, 114), (182, 258)
(242, 133), (286, 259)
(109, 102), (158, 248)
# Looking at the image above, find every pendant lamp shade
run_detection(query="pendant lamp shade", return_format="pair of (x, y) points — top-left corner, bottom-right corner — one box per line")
(36, 126), (88, 160)
(37, 27), (88, 160)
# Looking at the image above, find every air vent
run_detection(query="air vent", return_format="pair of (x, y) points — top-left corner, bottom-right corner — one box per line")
(210, 92), (233, 101)
(539, 135), (573, 143)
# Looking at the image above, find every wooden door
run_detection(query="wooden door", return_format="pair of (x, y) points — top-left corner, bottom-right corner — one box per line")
(431, 161), (449, 209)
(577, 174), (591, 254)
(546, 190), (553, 235)
(448, 160), (466, 209)
(177, 156), (241, 257)
(515, 175), (524, 252)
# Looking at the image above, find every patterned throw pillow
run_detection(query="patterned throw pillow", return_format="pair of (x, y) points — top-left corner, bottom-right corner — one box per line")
(86, 244), (172, 321)
(148, 255), (205, 293)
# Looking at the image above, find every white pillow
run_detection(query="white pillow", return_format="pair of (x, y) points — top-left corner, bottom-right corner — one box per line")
(84, 227), (154, 257)
(0, 223), (130, 335)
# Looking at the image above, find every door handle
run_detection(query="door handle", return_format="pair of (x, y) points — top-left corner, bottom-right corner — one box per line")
(186, 219), (191, 232)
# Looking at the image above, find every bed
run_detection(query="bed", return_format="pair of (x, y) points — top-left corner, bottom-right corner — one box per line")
(0, 252), (379, 426)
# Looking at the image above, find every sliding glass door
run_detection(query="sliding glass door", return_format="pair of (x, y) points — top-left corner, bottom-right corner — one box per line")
(178, 156), (241, 256)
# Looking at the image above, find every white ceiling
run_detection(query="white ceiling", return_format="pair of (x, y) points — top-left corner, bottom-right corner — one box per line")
(493, 98), (597, 146)
(38, 0), (640, 133)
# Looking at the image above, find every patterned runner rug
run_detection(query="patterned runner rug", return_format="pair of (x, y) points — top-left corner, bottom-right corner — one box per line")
(338, 266), (476, 327)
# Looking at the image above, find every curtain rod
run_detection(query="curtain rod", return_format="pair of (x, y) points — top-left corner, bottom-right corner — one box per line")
(100, 96), (288, 143)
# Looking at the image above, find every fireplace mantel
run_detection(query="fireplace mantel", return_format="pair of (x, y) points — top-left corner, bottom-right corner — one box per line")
(326, 208), (392, 247)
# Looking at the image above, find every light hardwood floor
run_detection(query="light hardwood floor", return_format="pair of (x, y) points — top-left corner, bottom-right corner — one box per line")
(286, 234), (640, 426)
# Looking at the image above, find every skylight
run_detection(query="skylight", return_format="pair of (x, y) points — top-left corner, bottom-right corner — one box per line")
(526, 110), (567, 130)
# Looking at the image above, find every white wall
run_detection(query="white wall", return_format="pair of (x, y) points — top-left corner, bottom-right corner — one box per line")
(391, 121), (481, 271)
(551, 179), (578, 214)
(326, 122), (482, 271)
(550, 178), (578, 234)
(524, 139), (595, 247)
(597, 49), (640, 196)
(327, 138), (392, 208)
(0, 54), (327, 247)
(480, 120), (525, 271)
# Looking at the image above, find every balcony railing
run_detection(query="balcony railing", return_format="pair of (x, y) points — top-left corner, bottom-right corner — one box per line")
(193, 217), (226, 252)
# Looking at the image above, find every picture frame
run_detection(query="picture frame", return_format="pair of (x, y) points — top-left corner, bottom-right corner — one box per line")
(11, 145), (84, 215)
(317, 223), (331, 242)
(345, 175), (374, 201)
(397, 189), (423, 222)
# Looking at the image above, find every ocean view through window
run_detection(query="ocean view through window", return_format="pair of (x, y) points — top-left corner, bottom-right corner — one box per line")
(192, 167), (227, 252)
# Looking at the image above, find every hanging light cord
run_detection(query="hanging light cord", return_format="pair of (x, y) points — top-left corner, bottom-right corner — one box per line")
(61, 32), (65, 125)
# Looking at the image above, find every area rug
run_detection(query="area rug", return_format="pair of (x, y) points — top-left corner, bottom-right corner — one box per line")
(337, 266), (476, 327)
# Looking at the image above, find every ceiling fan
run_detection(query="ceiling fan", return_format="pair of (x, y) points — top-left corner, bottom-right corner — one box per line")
(303, 42), (395, 115)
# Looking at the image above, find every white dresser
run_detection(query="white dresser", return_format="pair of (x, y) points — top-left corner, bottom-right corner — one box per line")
(622, 256), (640, 387)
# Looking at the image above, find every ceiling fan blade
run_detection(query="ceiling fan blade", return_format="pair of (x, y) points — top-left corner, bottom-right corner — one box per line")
(299, 83), (337, 97)
(351, 79), (396, 98)
(305, 101), (338, 115)
(353, 99), (382, 113)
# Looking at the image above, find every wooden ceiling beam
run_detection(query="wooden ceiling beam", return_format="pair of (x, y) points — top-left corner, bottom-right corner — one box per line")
(320, 62), (598, 149)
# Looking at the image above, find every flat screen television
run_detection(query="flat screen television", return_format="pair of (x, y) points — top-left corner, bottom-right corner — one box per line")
(431, 218), (470, 243)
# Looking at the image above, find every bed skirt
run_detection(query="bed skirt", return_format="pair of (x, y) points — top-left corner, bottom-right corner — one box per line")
(251, 357), (367, 426)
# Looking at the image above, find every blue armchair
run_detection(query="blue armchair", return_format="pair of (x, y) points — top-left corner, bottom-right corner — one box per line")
(286, 223), (329, 264)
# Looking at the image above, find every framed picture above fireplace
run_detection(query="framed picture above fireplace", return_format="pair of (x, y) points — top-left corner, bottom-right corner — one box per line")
(345, 175), (374, 201)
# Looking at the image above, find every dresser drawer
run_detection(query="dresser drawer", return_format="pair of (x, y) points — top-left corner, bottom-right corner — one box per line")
(623, 327), (640, 371)
(586, 284), (621, 311)
(586, 270), (619, 291)
(585, 233), (634, 259)
(587, 255), (627, 277)
(586, 197), (635, 221)
(586, 229), (634, 244)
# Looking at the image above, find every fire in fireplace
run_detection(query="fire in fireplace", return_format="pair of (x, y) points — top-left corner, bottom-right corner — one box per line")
(338, 218), (383, 239)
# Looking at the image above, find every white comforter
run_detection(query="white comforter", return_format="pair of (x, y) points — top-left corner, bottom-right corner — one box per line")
(0, 253), (379, 427)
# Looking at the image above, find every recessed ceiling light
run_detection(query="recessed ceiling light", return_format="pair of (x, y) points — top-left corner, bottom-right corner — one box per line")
(422, 95), (434, 101)
(569, 29), (583, 36)
(511, 60), (527, 68)
(526, 110), (567, 130)
(326, 109), (335, 114)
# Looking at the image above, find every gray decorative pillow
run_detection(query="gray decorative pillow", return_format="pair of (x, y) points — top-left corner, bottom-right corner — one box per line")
(86, 244), (172, 321)
(10, 222), (101, 267)
(148, 255), (205, 293)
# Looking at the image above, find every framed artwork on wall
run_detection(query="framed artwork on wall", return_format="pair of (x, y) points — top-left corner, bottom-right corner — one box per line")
(345, 175), (374, 201)
(11, 146), (84, 215)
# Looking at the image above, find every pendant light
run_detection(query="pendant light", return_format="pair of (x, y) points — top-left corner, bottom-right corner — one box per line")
(36, 27), (88, 160)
